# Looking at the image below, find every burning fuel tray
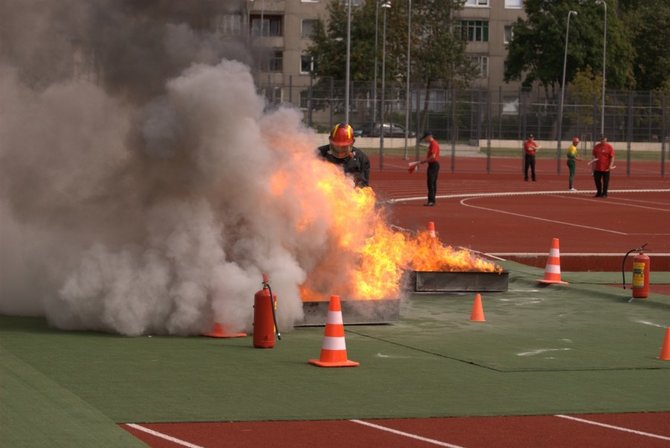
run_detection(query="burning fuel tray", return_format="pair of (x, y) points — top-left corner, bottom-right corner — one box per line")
(412, 271), (509, 293)
(297, 298), (400, 326)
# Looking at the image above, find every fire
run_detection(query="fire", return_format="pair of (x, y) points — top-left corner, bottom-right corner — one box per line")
(267, 136), (501, 302)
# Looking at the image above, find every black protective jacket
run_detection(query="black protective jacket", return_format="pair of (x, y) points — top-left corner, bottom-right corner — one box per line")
(317, 145), (370, 188)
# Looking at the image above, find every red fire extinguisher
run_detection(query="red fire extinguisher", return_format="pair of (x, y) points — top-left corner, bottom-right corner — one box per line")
(253, 274), (281, 348)
(622, 244), (650, 299)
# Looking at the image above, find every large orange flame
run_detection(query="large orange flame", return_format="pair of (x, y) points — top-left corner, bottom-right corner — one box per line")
(266, 138), (501, 302)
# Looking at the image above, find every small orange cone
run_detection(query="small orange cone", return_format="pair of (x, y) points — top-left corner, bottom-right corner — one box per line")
(470, 293), (486, 322)
(309, 295), (359, 368)
(659, 327), (670, 361)
(427, 221), (436, 238)
(538, 238), (568, 285)
(203, 322), (247, 338)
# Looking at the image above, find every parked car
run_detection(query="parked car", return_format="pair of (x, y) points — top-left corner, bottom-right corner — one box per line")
(355, 122), (416, 138)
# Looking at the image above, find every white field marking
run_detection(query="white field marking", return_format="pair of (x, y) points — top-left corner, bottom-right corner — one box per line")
(383, 188), (670, 204)
(555, 415), (670, 442)
(350, 419), (466, 448)
(459, 197), (628, 235)
(517, 348), (572, 357)
(489, 252), (670, 256)
(125, 424), (204, 448)
(553, 194), (670, 212)
(633, 319), (667, 328)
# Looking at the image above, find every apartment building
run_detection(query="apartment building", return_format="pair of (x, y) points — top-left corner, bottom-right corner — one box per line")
(241, 0), (526, 103)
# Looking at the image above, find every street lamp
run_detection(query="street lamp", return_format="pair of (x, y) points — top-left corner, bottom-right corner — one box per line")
(379, 0), (391, 169)
(373, 1), (379, 124)
(403, 0), (412, 160)
(345, 0), (352, 124)
(596, 0), (607, 136)
(556, 10), (577, 174)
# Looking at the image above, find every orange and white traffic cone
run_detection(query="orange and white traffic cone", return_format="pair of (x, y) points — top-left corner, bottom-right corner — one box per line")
(427, 221), (437, 238)
(538, 238), (568, 285)
(309, 295), (359, 368)
(659, 327), (670, 361)
(203, 322), (247, 338)
(470, 293), (486, 322)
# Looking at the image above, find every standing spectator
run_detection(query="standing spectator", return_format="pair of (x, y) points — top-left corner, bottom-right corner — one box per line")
(316, 123), (370, 188)
(418, 131), (440, 206)
(523, 134), (540, 181)
(589, 135), (615, 198)
(566, 136), (581, 191)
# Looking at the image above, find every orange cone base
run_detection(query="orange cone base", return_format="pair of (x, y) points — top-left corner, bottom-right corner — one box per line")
(538, 279), (569, 285)
(203, 333), (247, 338)
(309, 358), (360, 368)
(203, 323), (247, 338)
(205, 331), (247, 338)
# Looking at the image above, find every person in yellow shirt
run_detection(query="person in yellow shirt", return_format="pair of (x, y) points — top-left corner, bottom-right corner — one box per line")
(566, 136), (581, 191)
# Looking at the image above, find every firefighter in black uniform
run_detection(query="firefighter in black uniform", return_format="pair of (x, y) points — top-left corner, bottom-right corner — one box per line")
(317, 123), (370, 188)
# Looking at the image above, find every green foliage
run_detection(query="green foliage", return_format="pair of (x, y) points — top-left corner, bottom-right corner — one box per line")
(621, 0), (670, 91)
(567, 66), (602, 127)
(505, 0), (635, 97)
(307, 0), (473, 88)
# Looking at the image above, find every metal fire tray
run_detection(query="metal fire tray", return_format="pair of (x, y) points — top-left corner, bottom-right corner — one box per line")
(297, 298), (400, 327)
(412, 271), (509, 293)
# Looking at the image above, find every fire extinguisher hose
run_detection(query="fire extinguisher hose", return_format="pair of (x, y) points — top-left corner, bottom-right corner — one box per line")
(264, 281), (281, 340)
(621, 243), (647, 289)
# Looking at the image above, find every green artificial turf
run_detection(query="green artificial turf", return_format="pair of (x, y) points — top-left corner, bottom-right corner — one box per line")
(1, 262), (669, 446)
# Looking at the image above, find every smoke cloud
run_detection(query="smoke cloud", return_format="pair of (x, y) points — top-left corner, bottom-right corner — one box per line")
(0, 1), (360, 335)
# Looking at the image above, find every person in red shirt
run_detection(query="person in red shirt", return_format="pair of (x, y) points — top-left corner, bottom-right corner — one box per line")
(523, 134), (540, 181)
(418, 130), (440, 206)
(589, 135), (615, 198)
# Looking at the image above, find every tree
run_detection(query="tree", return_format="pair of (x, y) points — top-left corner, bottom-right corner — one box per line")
(620, 0), (670, 91)
(307, 0), (473, 128)
(504, 0), (634, 99)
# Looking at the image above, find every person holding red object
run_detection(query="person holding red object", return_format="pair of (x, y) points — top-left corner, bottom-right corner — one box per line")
(589, 135), (615, 198)
(523, 134), (540, 181)
(418, 130), (440, 206)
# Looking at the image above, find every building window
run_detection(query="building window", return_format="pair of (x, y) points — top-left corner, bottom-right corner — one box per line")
(504, 25), (514, 44)
(302, 19), (318, 39)
(216, 14), (242, 36)
(250, 14), (283, 37)
(464, 0), (489, 6)
(460, 20), (489, 42)
(470, 55), (489, 78)
(505, 0), (523, 8)
(301, 55), (315, 74)
(269, 50), (283, 72)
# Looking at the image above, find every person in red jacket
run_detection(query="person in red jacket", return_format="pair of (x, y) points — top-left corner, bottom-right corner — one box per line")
(523, 134), (540, 181)
(589, 135), (615, 198)
(417, 130), (440, 206)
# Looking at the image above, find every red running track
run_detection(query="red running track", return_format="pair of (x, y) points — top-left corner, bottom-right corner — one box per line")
(123, 412), (670, 448)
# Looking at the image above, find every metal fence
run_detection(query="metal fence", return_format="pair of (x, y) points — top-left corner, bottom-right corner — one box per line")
(259, 78), (669, 176)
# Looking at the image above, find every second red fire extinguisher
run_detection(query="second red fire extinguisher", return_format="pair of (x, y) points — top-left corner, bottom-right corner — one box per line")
(622, 244), (650, 300)
(253, 274), (281, 348)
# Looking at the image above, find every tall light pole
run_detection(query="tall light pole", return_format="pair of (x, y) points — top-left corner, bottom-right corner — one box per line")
(345, 0), (352, 124)
(380, 1), (391, 169)
(403, 0), (412, 160)
(596, 0), (607, 136)
(373, 1), (379, 124)
(556, 10), (577, 174)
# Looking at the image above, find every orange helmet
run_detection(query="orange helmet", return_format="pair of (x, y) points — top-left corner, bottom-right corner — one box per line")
(329, 123), (355, 146)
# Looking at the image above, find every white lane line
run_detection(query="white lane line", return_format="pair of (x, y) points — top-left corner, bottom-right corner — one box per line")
(555, 415), (670, 442)
(125, 424), (205, 448)
(384, 189), (670, 204)
(459, 197), (628, 235)
(350, 419), (466, 448)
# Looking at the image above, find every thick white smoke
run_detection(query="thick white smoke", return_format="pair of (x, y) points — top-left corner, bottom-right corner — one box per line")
(0, 3), (356, 336)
